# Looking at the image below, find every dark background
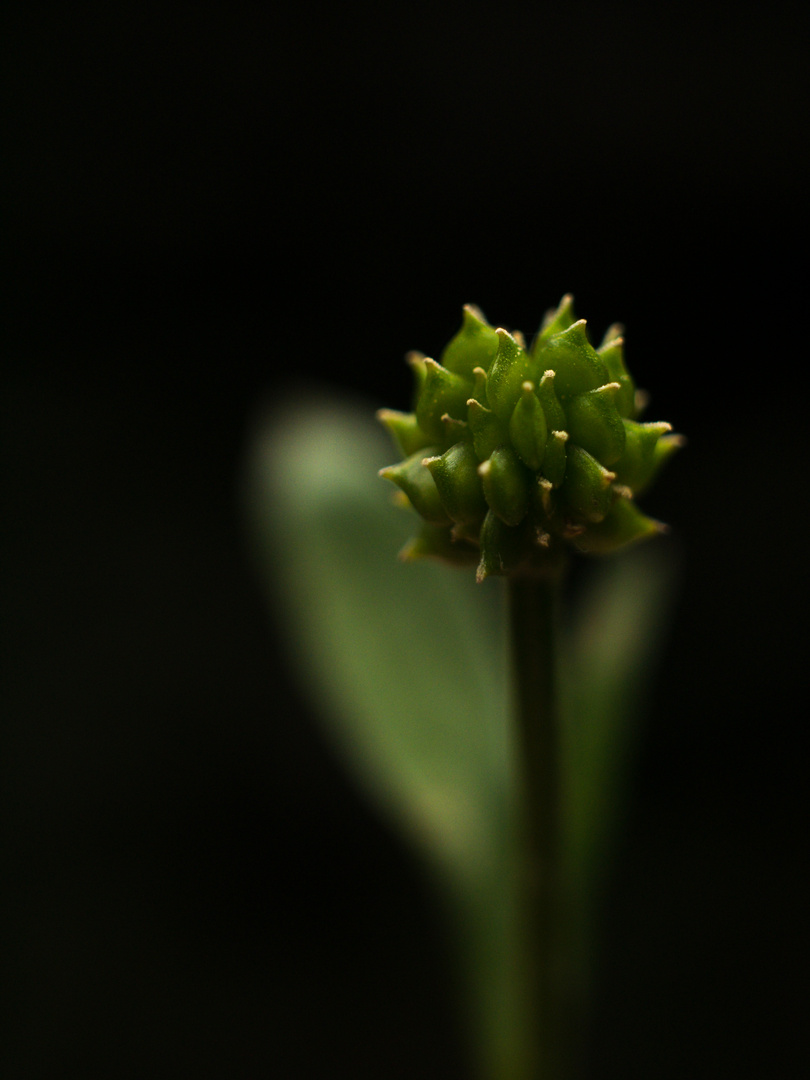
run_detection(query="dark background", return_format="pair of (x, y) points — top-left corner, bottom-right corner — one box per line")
(3, 3), (809, 1077)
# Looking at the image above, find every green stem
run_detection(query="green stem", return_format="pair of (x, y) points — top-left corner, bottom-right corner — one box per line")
(508, 566), (569, 1080)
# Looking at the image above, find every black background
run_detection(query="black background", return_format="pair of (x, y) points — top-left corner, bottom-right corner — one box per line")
(3, 3), (809, 1077)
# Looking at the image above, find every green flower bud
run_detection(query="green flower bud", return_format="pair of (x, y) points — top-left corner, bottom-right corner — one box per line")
(379, 297), (682, 579)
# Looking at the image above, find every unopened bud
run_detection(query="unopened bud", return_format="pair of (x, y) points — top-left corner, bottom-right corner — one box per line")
(379, 296), (682, 577)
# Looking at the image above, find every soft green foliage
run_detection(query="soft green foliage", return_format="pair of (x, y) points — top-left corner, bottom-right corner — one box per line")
(245, 398), (521, 1076)
(378, 297), (683, 581)
(244, 398), (676, 1079)
(246, 397), (511, 882)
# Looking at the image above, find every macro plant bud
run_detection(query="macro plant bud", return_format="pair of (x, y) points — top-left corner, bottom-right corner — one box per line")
(378, 296), (683, 581)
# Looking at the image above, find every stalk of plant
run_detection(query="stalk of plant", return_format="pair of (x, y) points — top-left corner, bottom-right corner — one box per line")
(508, 566), (566, 1079)
(378, 297), (682, 1080)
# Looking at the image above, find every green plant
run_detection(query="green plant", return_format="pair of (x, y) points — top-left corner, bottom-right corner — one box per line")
(244, 297), (681, 1079)
(378, 295), (680, 578)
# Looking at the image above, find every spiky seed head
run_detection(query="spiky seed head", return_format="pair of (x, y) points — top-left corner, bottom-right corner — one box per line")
(379, 296), (682, 580)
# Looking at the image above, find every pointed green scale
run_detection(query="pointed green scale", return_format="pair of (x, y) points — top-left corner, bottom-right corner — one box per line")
(467, 398), (509, 462)
(560, 444), (617, 524)
(600, 322), (624, 347)
(535, 476), (554, 516)
(476, 510), (529, 582)
(450, 519), (483, 545)
(399, 522), (479, 566)
(536, 370), (567, 431)
(615, 424), (683, 494)
(542, 430), (569, 488)
(470, 366), (489, 406)
(542, 321), (608, 399)
(424, 441), (488, 525)
(509, 382), (548, 470)
(440, 304), (500, 380)
(612, 420), (672, 492)
(533, 293), (576, 355)
(571, 494), (665, 554)
(376, 409), (433, 458)
(379, 448), (451, 525)
(566, 382), (627, 466)
(633, 388), (650, 418)
(487, 329), (536, 421)
(406, 351), (428, 401)
(439, 413), (469, 449)
(415, 359), (473, 440)
(648, 433), (685, 486)
(598, 334), (636, 419)
(479, 445), (530, 527)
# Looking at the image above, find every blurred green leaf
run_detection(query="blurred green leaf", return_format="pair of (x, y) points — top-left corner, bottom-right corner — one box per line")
(243, 393), (529, 1078)
(244, 392), (511, 875)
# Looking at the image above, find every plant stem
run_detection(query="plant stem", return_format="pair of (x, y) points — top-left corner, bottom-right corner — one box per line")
(508, 566), (568, 1080)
